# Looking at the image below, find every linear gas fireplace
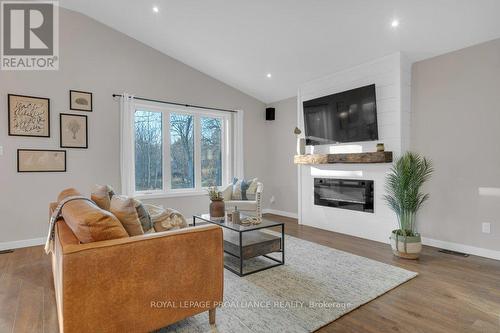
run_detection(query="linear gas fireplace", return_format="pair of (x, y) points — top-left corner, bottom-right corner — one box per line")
(314, 178), (374, 213)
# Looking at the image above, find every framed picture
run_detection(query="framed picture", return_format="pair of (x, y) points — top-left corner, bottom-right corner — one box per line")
(69, 90), (92, 112)
(17, 149), (66, 172)
(8, 94), (50, 137)
(60, 113), (88, 148)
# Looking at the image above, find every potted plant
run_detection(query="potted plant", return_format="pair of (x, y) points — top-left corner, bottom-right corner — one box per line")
(384, 152), (433, 259)
(207, 185), (225, 218)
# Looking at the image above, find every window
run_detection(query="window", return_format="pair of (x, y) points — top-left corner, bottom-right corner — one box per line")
(133, 103), (231, 196)
(134, 110), (163, 191)
(201, 117), (222, 187)
(170, 113), (194, 189)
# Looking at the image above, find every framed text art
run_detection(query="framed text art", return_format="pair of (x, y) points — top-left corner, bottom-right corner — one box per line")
(8, 94), (50, 137)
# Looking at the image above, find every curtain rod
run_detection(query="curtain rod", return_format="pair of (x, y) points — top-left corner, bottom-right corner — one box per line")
(112, 94), (237, 113)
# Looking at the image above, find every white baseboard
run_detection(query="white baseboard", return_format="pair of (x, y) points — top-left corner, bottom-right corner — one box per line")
(2, 233), (498, 262)
(263, 209), (298, 219)
(422, 237), (500, 261)
(0, 237), (45, 251)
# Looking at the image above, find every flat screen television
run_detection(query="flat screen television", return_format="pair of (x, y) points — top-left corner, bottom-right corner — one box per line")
(303, 84), (378, 145)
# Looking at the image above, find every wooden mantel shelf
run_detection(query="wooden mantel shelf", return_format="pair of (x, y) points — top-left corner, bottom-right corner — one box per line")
(294, 151), (393, 165)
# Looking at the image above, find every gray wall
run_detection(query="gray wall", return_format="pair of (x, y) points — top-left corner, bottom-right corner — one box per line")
(265, 97), (298, 215)
(0, 8), (267, 245)
(411, 38), (500, 251)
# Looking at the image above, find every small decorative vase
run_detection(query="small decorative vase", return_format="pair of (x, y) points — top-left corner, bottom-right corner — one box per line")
(376, 143), (385, 152)
(390, 230), (422, 259)
(297, 138), (306, 155)
(231, 206), (241, 224)
(209, 199), (225, 218)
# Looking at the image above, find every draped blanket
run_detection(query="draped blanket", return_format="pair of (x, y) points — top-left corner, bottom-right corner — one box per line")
(44, 196), (94, 254)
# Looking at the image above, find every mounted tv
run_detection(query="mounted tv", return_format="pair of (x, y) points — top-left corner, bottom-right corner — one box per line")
(303, 84), (378, 145)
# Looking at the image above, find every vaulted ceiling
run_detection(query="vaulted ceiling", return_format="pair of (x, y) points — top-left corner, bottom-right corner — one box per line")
(60, 0), (500, 103)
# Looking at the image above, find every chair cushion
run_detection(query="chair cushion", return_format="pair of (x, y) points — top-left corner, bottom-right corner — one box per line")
(232, 177), (258, 200)
(225, 200), (257, 211)
(109, 195), (145, 236)
(90, 184), (115, 211)
(57, 188), (128, 243)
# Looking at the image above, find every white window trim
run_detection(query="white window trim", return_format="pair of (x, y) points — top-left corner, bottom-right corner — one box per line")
(132, 101), (233, 199)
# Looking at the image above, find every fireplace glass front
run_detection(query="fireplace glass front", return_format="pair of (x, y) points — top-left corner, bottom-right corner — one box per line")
(314, 178), (374, 213)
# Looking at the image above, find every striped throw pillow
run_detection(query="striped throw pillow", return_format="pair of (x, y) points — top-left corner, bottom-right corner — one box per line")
(232, 177), (258, 200)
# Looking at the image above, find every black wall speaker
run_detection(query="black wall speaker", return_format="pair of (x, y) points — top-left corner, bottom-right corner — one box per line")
(266, 107), (275, 121)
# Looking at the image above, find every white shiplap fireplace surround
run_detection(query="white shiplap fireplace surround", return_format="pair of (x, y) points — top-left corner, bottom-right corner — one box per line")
(297, 53), (411, 243)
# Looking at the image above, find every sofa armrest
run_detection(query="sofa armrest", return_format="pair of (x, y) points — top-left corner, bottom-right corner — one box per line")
(56, 224), (223, 333)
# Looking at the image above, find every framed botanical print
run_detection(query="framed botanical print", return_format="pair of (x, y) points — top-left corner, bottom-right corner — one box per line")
(60, 113), (88, 148)
(17, 149), (66, 172)
(8, 94), (50, 137)
(69, 90), (92, 112)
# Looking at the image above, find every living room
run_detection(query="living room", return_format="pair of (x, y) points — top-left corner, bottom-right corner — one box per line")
(1, 1), (499, 332)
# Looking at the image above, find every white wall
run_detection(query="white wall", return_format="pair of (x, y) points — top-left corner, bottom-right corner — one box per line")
(297, 53), (409, 244)
(264, 97), (298, 217)
(0, 8), (267, 248)
(411, 38), (500, 256)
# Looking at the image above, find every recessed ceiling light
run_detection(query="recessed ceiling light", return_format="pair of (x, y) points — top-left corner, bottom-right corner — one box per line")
(391, 19), (399, 28)
(153, 6), (159, 13)
(266, 73), (272, 78)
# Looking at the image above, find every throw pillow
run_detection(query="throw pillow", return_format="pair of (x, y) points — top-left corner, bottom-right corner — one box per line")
(91, 184), (116, 211)
(57, 188), (128, 243)
(133, 198), (153, 233)
(246, 178), (258, 200)
(232, 177), (258, 200)
(231, 178), (244, 200)
(144, 204), (187, 231)
(109, 195), (145, 236)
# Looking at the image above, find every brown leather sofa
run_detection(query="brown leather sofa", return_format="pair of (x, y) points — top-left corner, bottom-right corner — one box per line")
(49, 202), (224, 333)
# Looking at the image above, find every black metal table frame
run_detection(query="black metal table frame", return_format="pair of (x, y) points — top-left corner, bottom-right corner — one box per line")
(193, 216), (285, 276)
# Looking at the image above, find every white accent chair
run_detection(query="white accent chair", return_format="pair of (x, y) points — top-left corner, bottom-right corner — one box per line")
(222, 182), (263, 218)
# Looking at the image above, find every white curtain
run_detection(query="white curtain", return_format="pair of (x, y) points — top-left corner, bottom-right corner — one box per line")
(232, 109), (244, 179)
(120, 93), (136, 196)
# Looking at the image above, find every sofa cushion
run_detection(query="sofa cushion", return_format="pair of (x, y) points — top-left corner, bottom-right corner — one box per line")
(110, 195), (145, 236)
(57, 188), (128, 243)
(90, 184), (115, 211)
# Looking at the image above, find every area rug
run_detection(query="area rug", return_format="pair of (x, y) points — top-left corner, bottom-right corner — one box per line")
(158, 233), (417, 333)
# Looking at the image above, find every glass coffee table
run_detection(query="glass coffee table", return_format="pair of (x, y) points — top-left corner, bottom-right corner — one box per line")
(193, 214), (285, 276)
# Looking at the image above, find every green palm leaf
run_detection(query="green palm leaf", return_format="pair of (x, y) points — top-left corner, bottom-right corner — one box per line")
(384, 152), (433, 236)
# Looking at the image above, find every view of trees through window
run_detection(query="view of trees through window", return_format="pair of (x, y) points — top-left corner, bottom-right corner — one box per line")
(135, 109), (224, 192)
(170, 113), (194, 189)
(135, 110), (163, 191)
(201, 117), (222, 186)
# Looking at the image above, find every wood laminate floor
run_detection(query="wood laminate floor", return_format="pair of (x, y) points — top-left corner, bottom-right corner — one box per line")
(1, 214), (499, 332)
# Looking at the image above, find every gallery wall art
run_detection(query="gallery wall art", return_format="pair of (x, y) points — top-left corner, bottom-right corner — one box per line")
(17, 149), (66, 172)
(8, 94), (50, 137)
(69, 90), (92, 112)
(60, 113), (88, 148)
(10, 89), (96, 173)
